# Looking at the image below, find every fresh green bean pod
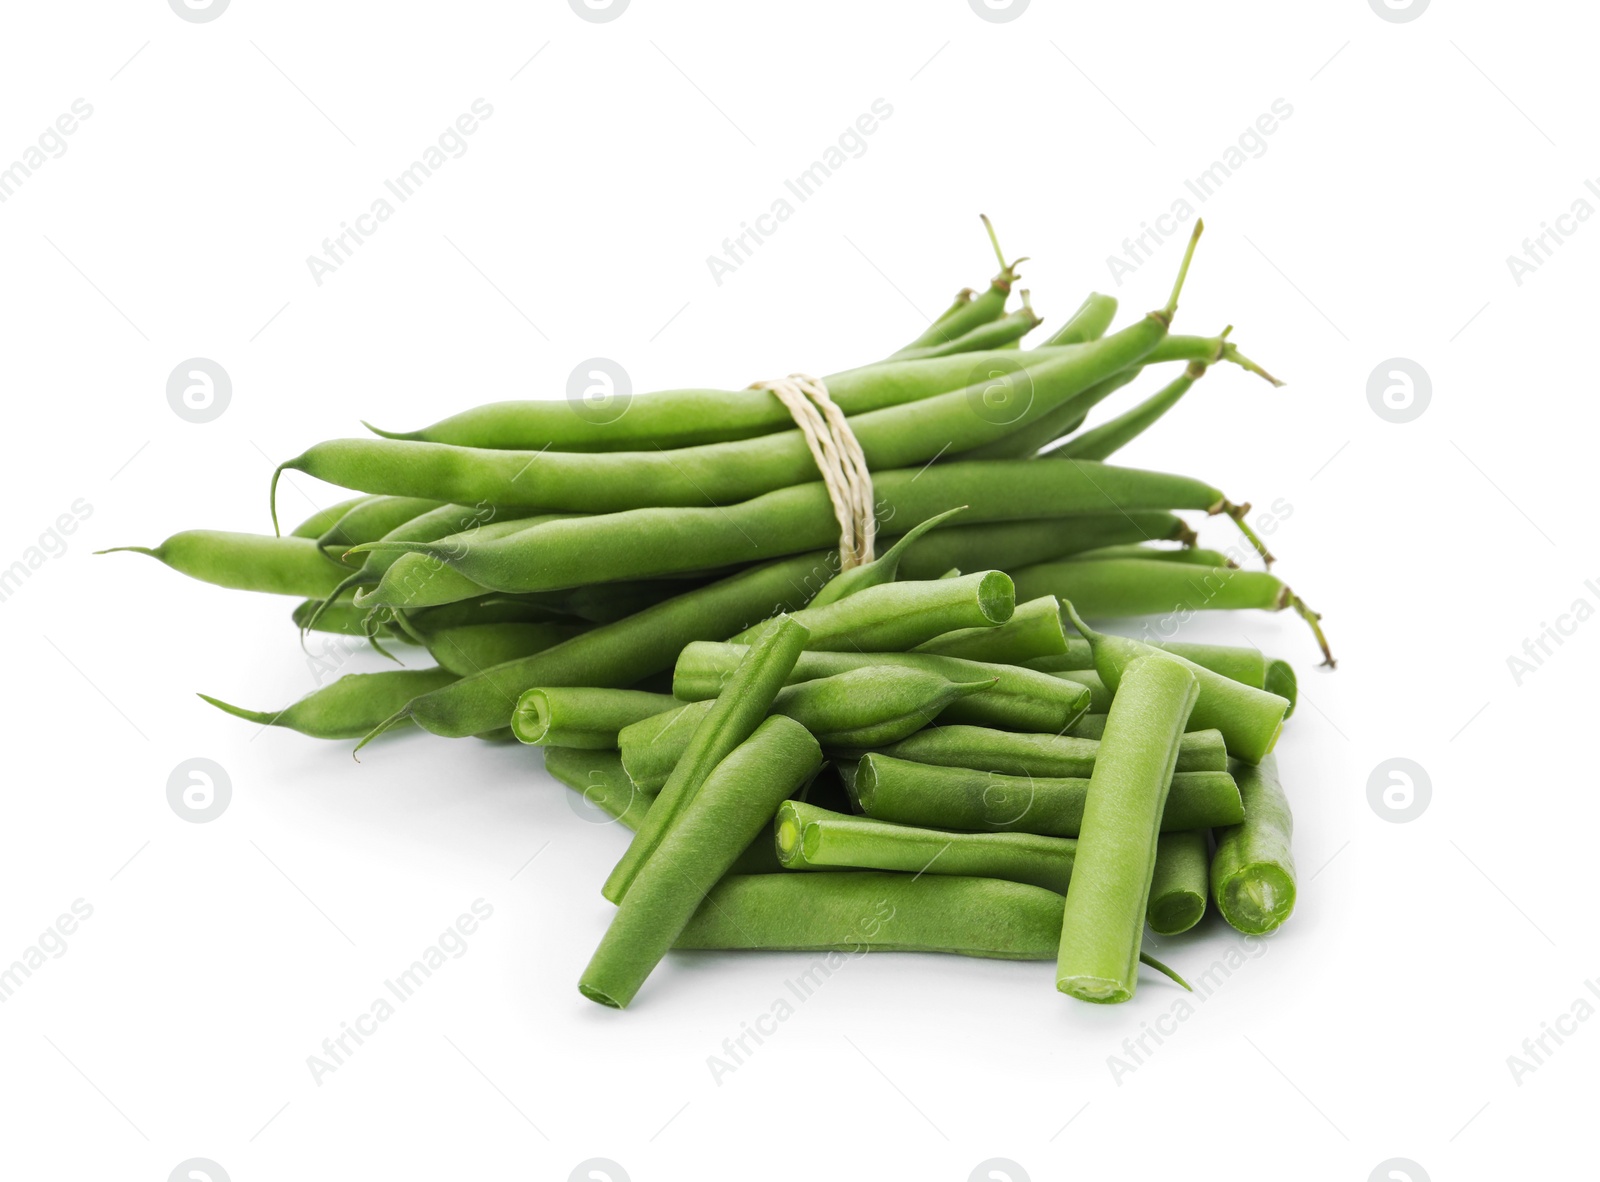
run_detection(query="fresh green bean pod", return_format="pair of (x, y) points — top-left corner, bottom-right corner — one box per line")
(1057, 654), (1199, 1003)
(1042, 292), (1118, 346)
(511, 688), (679, 748)
(289, 496), (373, 539)
(1050, 362), (1206, 462)
(603, 616), (809, 903)
(893, 297), (1041, 361)
(775, 801), (1077, 894)
(894, 220), (1021, 353)
(892, 512), (1191, 582)
(361, 552), (836, 746)
(674, 873), (1185, 982)
(1148, 831), (1210, 935)
(1210, 754), (1296, 934)
(420, 621), (589, 676)
(352, 459), (1237, 601)
(913, 596), (1067, 664)
(544, 748), (653, 830)
(673, 643), (1091, 734)
(869, 723), (1229, 777)
(958, 367), (1139, 461)
(1064, 604), (1289, 764)
(317, 496), (441, 553)
(619, 666), (996, 789)
(580, 715), (823, 1007)
(735, 571), (1014, 651)
(100, 531), (351, 598)
(854, 754), (1240, 837)
(199, 667), (459, 740)
(1028, 639), (1269, 690)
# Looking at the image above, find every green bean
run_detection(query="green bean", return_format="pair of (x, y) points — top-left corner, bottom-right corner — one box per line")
(674, 873), (1186, 985)
(1050, 363), (1206, 462)
(544, 748), (652, 830)
(892, 512), (1192, 582)
(351, 459), (1244, 601)
(957, 367), (1139, 460)
(674, 643), (1091, 734)
(317, 496), (440, 553)
(806, 506), (967, 609)
(360, 552), (835, 746)
(1063, 604), (1289, 765)
(854, 753), (1240, 836)
(1068, 544), (1236, 567)
(869, 723), (1229, 777)
(1027, 639), (1268, 690)
(894, 215), (1022, 354)
(1211, 754), (1296, 934)
(99, 531), (350, 598)
(511, 688), (679, 748)
(913, 596), (1066, 664)
(1148, 831), (1210, 935)
(1051, 669), (1111, 712)
(1265, 659), (1297, 717)
(1043, 292), (1118, 346)
(288, 496), (372, 539)
(775, 801), (1077, 893)
(619, 666), (995, 789)
(1013, 560), (1334, 666)
(199, 667), (459, 740)
(735, 571), (1014, 651)
(543, 749), (784, 875)
(580, 715), (823, 1007)
(603, 616), (809, 903)
(1057, 654), (1198, 1003)
(893, 294), (1041, 361)
(419, 621), (588, 676)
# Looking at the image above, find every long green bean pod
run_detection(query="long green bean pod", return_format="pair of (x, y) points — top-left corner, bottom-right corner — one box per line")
(602, 616), (809, 903)
(510, 688), (679, 748)
(892, 512), (1192, 582)
(869, 723), (1228, 777)
(1148, 831), (1210, 935)
(673, 643), (1091, 734)
(1057, 654), (1198, 1003)
(1210, 754), (1296, 934)
(1049, 362), (1207, 462)
(775, 801), (1077, 894)
(100, 531), (351, 598)
(855, 754), (1240, 837)
(580, 715), (823, 1007)
(1064, 604), (1289, 764)
(199, 668), (459, 740)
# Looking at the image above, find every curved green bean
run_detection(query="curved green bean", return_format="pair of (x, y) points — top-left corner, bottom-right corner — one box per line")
(855, 754), (1240, 837)
(199, 667), (458, 740)
(100, 531), (350, 598)
(1148, 831), (1210, 935)
(1211, 754), (1296, 934)
(775, 800), (1077, 894)
(806, 506), (967, 609)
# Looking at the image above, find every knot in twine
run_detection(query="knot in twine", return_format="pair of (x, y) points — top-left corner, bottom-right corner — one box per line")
(748, 373), (876, 571)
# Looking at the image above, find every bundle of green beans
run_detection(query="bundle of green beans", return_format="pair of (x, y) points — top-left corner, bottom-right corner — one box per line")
(106, 216), (1317, 1008)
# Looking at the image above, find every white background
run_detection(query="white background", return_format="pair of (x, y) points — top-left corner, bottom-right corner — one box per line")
(0, 1), (1590, 1178)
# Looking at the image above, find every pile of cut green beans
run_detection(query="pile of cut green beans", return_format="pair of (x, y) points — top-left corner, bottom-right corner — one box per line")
(109, 217), (1319, 1008)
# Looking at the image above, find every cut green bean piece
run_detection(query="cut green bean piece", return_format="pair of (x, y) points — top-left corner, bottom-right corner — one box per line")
(674, 643), (1091, 734)
(199, 667), (459, 740)
(580, 715), (823, 1007)
(1148, 831), (1210, 935)
(1057, 654), (1199, 1004)
(775, 801), (1077, 894)
(855, 754), (1240, 837)
(620, 666), (995, 790)
(1063, 604), (1289, 765)
(914, 596), (1067, 664)
(675, 873), (1187, 986)
(735, 571), (1015, 651)
(1211, 754), (1296, 934)
(603, 616), (809, 904)
(100, 531), (350, 598)
(511, 688), (679, 748)
(870, 724), (1228, 777)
